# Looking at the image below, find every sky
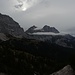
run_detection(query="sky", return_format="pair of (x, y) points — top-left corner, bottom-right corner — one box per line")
(0, 0), (75, 33)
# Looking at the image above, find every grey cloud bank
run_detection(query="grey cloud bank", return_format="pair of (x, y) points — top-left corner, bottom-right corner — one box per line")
(0, 0), (75, 33)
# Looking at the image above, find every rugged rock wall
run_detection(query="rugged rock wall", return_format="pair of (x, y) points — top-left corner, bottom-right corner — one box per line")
(50, 65), (74, 75)
(0, 13), (24, 37)
(26, 25), (59, 33)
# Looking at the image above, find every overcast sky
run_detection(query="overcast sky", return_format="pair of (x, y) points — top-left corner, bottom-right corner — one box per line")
(0, 0), (75, 33)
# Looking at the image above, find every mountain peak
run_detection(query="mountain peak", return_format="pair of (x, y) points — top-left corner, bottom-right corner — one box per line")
(26, 25), (37, 33)
(42, 25), (59, 33)
(0, 13), (24, 37)
(43, 25), (50, 27)
(26, 25), (59, 33)
(30, 25), (37, 29)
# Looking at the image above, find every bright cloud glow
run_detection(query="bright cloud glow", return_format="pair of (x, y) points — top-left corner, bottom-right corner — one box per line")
(15, 0), (39, 11)
(22, 7), (27, 11)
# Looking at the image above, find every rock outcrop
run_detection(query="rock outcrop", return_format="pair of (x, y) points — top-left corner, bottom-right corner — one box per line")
(26, 25), (37, 33)
(26, 32), (75, 48)
(43, 25), (59, 33)
(50, 65), (74, 75)
(0, 33), (9, 41)
(0, 13), (24, 37)
(26, 25), (59, 33)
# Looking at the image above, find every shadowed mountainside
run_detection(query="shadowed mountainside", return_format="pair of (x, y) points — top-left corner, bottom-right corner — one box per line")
(26, 25), (59, 33)
(0, 37), (75, 75)
(0, 13), (24, 37)
(0, 13), (75, 75)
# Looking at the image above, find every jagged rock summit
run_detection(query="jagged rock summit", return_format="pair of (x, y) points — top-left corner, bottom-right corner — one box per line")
(43, 25), (59, 33)
(50, 65), (74, 75)
(25, 25), (75, 48)
(26, 25), (37, 33)
(26, 25), (59, 33)
(0, 13), (24, 37)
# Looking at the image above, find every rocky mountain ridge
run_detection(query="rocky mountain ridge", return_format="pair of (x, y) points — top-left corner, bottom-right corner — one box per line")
(25, 25), (75, 48)
(0, 13), (24, 38)
(0, 37), (74, 75)
(26, 25), (59, 33)
(0, 13), (75, 48)
(26, 33), (75, 48)
(0, 13), (75, 75)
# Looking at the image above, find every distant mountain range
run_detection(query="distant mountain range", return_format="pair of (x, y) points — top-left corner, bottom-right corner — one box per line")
(0, 13), (75, 48)
(26, 25), (59, 33)
(25, 26), (75, 48)
(0, 13), (75, 75)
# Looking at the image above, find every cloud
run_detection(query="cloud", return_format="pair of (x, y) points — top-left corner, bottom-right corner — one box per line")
(0, 0), (75, 33)
(14, 0), (40, 11)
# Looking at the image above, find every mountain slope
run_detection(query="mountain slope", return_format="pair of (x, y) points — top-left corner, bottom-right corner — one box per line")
(51, 65), (74, 75)
(0, 37), (75, 75)
(26, 25), (59, 33)
(0, 13), (75, 75)
(26, 32), (75, 48)
(0, 13), (24, 37)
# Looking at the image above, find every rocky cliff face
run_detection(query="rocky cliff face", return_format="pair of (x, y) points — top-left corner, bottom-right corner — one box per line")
(43, 25), (59, 33)
(51, 65), (74, 75)
(26, 25), (59, 33)
(0, 13), (75, 48)
(0, 13), (24, 37)
(26, 33), (75, 48)
(25, 25), (75, 48)
(26, 25), (37, 33)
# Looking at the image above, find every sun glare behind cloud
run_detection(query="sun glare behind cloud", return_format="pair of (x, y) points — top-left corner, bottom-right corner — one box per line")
(22, 7), (27, 11)
(15, 0), (39, 11)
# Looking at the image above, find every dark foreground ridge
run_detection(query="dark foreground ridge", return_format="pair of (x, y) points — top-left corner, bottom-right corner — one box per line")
(51, 65), (74, 75)
(0, 37), (75, 75)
